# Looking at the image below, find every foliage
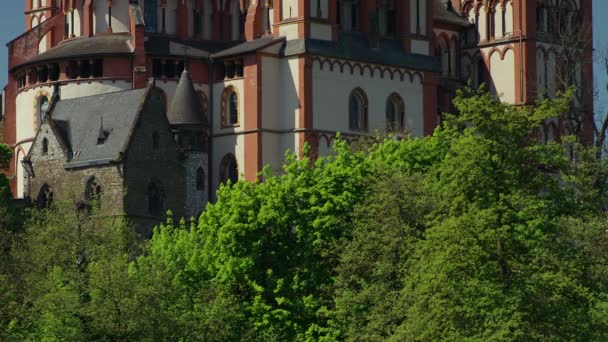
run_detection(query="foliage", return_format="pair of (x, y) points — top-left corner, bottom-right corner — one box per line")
(2, 88), (608, 340)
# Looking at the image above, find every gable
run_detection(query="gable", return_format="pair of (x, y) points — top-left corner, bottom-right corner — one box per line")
(48, 88), (148, 168)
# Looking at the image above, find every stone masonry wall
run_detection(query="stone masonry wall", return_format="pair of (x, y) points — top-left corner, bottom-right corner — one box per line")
(123, 87), (186, 233)
(26, 121), (125, 215)
(183, 151), (208, 219)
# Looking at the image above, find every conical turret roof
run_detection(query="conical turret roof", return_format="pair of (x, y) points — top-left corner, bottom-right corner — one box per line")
(166, 69), (207, 126)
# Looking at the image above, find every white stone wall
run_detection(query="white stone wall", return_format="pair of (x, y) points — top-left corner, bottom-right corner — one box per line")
(489, 49), (516, 103)
(278, 21), (299, 40)
(312, 60), (425, 138)
(13, 81), (132, 198)
(260, 56), (298, 172)
(478, 6), (487, 41)
(411, 40), (429, 56)
(60, 81), (132, 100)
(94, 0), (130, 34)
(282, 0), (299, 19)
(16, 86), (53, 143)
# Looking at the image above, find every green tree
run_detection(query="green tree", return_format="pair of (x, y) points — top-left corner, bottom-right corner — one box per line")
(331, 171), (430, 341)
(394, 88), (608, 341)
(6, 201), (140, 340)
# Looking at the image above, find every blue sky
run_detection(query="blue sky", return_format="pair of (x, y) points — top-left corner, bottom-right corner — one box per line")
(1, 1), (607, 114)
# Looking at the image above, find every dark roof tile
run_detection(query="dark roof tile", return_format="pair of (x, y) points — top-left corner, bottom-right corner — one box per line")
(433, 0), (472, 27)
(49, 88), (147, 168)
(211, 36), (285, 58)
(284, 34), (440, 73)
(167, 70), (208, 126)
(19, 34), (134, 67)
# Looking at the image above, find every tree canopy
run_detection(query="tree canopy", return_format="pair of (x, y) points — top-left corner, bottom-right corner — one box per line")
(2, 89), (608, 341)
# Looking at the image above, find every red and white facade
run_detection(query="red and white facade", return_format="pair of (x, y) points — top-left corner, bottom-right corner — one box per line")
(2, 0), (594, 200)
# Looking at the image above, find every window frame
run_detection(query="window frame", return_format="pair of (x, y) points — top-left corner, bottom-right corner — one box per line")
(221, 86), (240, 128)
(348, 88), (368, 132)
(385, 93), (405, 133)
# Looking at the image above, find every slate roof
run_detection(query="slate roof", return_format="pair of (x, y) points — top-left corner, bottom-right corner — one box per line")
(284, 33), (441, 73)
(145, 35), (235, 58)
(49, 88), (147, 169)
(211, 36), (285, 59)
(167, 69), (208, 126)
(19, 34), (134, 68)
(433, 0), (472, 27)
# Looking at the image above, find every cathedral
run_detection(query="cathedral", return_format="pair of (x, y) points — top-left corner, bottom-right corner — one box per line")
(0, 0), (594, 230)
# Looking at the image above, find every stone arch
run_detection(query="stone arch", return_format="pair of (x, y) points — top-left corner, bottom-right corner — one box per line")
(372, 66), (383, 79)
(146, 177), (166, 216)
(37, 183), (53, 209)
(348, 87), (368, 132)
(220, 85), (240, 127)
(85, 176), (103, 203)
(332, 60), (344, 72)
(436, 33), (451, 77)
(385, 92), (405, 133)
(219, 153), (238, 185)
(35, 92), (50, 129)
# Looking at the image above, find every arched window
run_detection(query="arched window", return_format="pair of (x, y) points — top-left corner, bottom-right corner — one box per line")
(196, 167), (205, 190)
(473, 57), (485, 89)
(221, 87), (239, 127)
(42, 138), (48, 155)
(85, 177), (103, 203)
(386, 93), (405, 132)
(147, 179), (165, 216)
(436, 36), (450, 77)
(37, 184), (53, 209)
(152, 131), (160, 150)
(349, 88), (368, 132)
(38, 95), (49, 127)
(229, 92), (238, 124)
(220, 154), (238, 185)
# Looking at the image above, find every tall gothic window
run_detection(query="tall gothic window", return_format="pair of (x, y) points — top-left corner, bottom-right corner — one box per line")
(147, 179), (165, 216)
(349, 88), (368, 132)
(85, 177), (103, 204)
(38, 96), (49, 127)
(222, 87), (239, 127)
(474, 58), (485, 89)
(220, 154), (238, 185)
(37, 184), (53, 209)
(386, 93), (405, 132)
